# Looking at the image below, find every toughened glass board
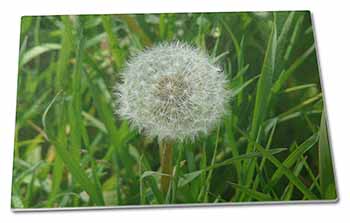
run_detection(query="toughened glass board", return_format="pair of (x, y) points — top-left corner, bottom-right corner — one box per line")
(12, 11), (337, 210)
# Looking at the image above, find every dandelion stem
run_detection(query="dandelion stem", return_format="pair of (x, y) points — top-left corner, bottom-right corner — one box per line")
(160, 141), (173, 194)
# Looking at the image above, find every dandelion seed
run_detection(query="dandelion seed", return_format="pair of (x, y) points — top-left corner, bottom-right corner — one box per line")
(115, 42), (231, 141)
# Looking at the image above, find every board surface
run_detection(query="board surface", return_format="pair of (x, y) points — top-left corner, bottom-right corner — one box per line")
(12, 11), (337, 210)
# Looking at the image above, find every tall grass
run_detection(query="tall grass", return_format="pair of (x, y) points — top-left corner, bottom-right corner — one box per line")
(12, 11), (337, 209)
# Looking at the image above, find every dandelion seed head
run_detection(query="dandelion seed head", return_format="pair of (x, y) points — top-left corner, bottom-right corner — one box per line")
(115, 42), (231, 141)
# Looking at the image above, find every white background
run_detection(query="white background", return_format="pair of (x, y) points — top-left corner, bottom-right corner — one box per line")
(0, 0), (349, 222)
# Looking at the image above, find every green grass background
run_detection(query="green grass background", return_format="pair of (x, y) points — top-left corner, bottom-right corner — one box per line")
(12, 11), (337, 208)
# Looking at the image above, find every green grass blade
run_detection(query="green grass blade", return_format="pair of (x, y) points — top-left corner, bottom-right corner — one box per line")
(20, 43), (61, 67)
(53, 139), (105, 205)
(284, 14), (304, 61)
(272, 45), (315, 93)
(69, 19), (84, 163)
(281, 156), (308, 200)
(319, 111), (337, 199)
(47, 156), (64, 206)
(236, 127), (318, 200)
(178, 148), (287, 187)
(257, 142), (318, 200)
(241, 22), (277, 198)
(276, 93), (322, 120)
(282, 83), (317, 94)
(266, 133), (319, 190)
(231, 74), (259, 98)
(274, 11), (295, 80)
(248, 23), (277, 146)
(228, 182), (274, 201)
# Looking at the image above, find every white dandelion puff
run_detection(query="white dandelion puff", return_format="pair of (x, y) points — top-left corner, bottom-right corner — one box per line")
(115, 42), (231, 141)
